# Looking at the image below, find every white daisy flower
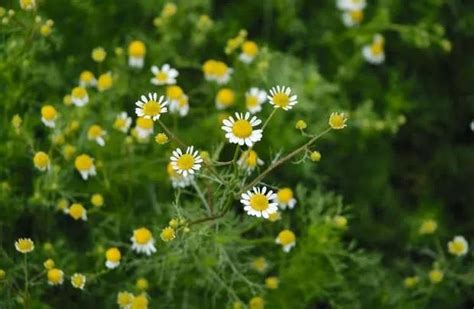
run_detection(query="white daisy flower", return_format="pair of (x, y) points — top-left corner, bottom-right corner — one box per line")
(131, 227), (156, 256)
(275, 187), (297, 210)
(151, 64), (179, 85)
(448, 235), (469, 257)
(169, 94), (189, 117)
(128, 40), (146, 69)
(237, 150), (264, 174)
(275, 229), (296, 252)
(222, 112), (263, 147)
(170, 146), (203, 177)
(105, 247), (121, 269)
(342, 9), (364, 27)
(167, 163), (193, 188)
(240, 186), (278, 219)
(74, 154), (96, 180)
(135, 92), (168, 121)
(87, 125), (107, 147)
(362, 34), (385, 65)
(113, 112), (132, 133)
(71, 87), (89, 107)
(40, 105), (58, 128)
(267, 86), (298, 111)
(71, 273), (86, 290)
(239, 41), (259, 64)
(337, 0), (366, 11)
(245, 87), (267, 114)
(79, 70), (97, 87)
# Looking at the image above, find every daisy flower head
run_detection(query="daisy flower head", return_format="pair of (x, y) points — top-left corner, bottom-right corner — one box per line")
(79, 70), (96, 87)
(128, 40), (146, 69)
(429, 269), (444, 284)
(448, 235), (469, 257)
(74, 154), (96, 180)
(33, 151), (50, 171)
(131, 294), (149, 309)
(237, 150), (264, 174)
(131, 227), (156, 256)
(249, 297), (265, 309)
(71, 273), (86, 290)
(167, 162), (192, 188)
(67, 203), (87, 221)
(239, 40), (259, 64)
(267, 85), (298, 110)
(87, 124), (107, 146)
(240, 186), (278, 219)
(71, 86), (89, 107)
(337, 0), (366, 11)
(43, 258), (55, 270)
(202, 60), (233, 84)
(151, 64), (179, 85)
(105, 247), (121, 269)
(117, 291), (134, 309)
(275, 229), (296, 252)
(342, 10), (364, 27)
(329, 112), (348, 129)
(97, 72), (113, 92)
(15, 238), (34, 254)
(114, 112), (132, 133)
(362, 34), (385, 65)
(134, 117), (154, 140)
(245, 87), (267, 114)
(155, 133), (169, 145)
(222, 112), (263, 147)
(91, 47), (106, 63)
(265, 276), (279, 289)
(20, 0), (36, 11)
(135, 92), (168, 121)
(251, 257), (268, 273)
(276, 187), (297, 210)
(47, 268), (64, 285)
(160, 227), (176, 242)
(170, 146), (203, 177)
(40, 105), (58, 128)
(215, 88), (235, 110)
(419, 219), (437, 235)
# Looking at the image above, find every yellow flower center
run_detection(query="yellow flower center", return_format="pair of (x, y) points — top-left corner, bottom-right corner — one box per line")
(75, 154), (93, 171)
(177, 154), (195, 171)
(91, 194), (104, 207)
(17, 239), (34, 252)
(277, 188), (293, 203)
(98, 73), (113, 91)
(80, 70), (95, 82)
(136, 117), (153, 130)
(106, 247), (121, 262)
(143, 100), (162, 116)
(250, 194), (269, 211)
(114, 118), (126, 129)
(92, 47), (106, 62)
(242, 41), (258, 56)
(217, 89), (235, 106)
(33, 152), (49, 168)
(246, 95), (258, 108)
(131, 294), (149, 309)
(371, 41), (384, 55)
(72, 87), (87, 98)
(450, 241), (465, 254)
(278, 230), (296, 245)
(69, 203), (85, 220)
(329, 113), (347, 129)
(243, 150), (258, 167)
(252, 257), (267, 272)
(134, 228), (152, 245)
(350, 10), (364, 23)
(155, 71), (168, 82)
(47, 268), (63, 284)
(272, 93), (289, 108)
(214, 62), (229, 77)
(71, 274), (85, 288)
(88, 125), (103, 138)
(117, 292), (134, 307)
(429, 270), (443, 283)
(128, 41), (146, 57)
(249, 297), (264, 309)
(160, 227), (176, 241)
(232, 120), (253, 138)
(41, 105), (57, 120)
(167, 85), (184, 100)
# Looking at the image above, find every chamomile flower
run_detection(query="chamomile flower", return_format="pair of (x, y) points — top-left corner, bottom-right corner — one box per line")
(131, 227), (156, 256)
(74, 154), (96, 180)
(91, 193), (104, 207)
(114, 112), (132, 133)
(267, 86), (298, 110)
(404, 276), (419, 288)
(170, 94), (189, 117)
(117, 291), (134, 308)
(215, 88), (235, 110)
(131, 294), (149, 309)
(79, 70), (96, 87)
(169, 147), (203, 177)
(265, 276), (279, 289)
(136, 278), (149, 291)
(67, 203), (87, 221)
(245, 88), (267, 114)
(342, 10), (364, 27)
(249, 297), (264, 309)
(33, 151), (50, 171)
(337, 0), (366, 10)
(87, 124), (107, 146)
(448, 236), (469, 256)
(202, 60), (233, 84)
(105, 247), (121, 269)
(135, 92), (168, 121)
(71, 86), (89, 107)
(97, 72), (113, 92)
(167, 162), (192, 188)
(128, 40), (146, 69)
(151, 64), (178, 85)
(419, 219), (437, 235)
(41, 105), (58, 128)
(134, 117), (154, 140)
(43, 259), (55, 270)
(239, 40), (259, 64)
(240, 186), (278, 219)
(329, 112), (348, 129)
(237, 150), (264, 173)
(15, 238), (34, 253)
(20, 0), (36, 11)
(160, 227), (176, 242)
(275, 229), (296, 252)
(222, 112), (263, 147)
(47, 268), (64, 286)
(275, 187), (297, 210)
(362, 34), (385, 65)
(429, 269), (444, 284)
(251, 257), (268, 273)
(91, 47), (106, 63)
(71, 273), (86, 290)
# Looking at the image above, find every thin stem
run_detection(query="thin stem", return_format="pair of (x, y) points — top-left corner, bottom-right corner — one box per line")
(192, 180), (211, 215)
(157, 119), (186, 148)
(262, 108), (277, 131)
(23, 254), (29, 309)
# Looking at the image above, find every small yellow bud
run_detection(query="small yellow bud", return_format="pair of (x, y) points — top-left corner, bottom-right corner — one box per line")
(0, 269), (5, 280)
(333, 215), (348, 229)
(169, 218), (179, 229)
(11, 114), (22, 131)
(136, 278), (149, 291)
(295, 120), (307, 130)
(154, 133), (169, 145)
(91, 193), (104, 207)
(404, 276), (419, 288)
(91, 47), (106, 63)
(428, 269), (444, 284)
(43, 259), (55, 270)
(310, 151), (321, 162)
(63, 95), (72, 106)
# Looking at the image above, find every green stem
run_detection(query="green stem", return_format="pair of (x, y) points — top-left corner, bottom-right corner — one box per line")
(23, 254), (29, 309)
(261, 108), (277, 131)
